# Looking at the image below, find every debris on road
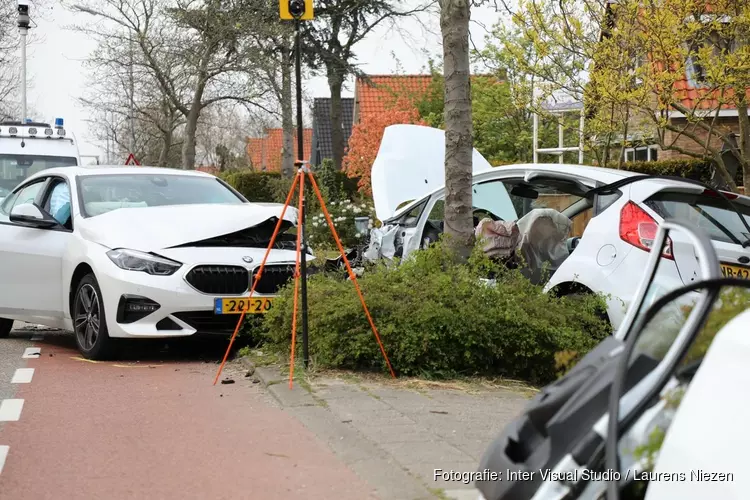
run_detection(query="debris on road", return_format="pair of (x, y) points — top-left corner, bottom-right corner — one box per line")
(221, 378), (235, 385)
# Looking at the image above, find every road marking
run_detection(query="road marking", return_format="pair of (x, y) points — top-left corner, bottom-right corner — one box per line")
(10, 368), (34, 384)
(22, 347), (40, 359)
(70, 356), (99, 364)
(0, 400), (24, 421)
(0, 446), (8, 475)
(30, 334), (44, 341)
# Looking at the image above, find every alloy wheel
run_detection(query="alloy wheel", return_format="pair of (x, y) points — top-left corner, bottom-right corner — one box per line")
(74, 283), (101, 351)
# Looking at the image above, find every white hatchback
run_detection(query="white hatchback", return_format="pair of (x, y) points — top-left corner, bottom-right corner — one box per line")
(0, 166), (304, 359)
(367, 125), (750, 330)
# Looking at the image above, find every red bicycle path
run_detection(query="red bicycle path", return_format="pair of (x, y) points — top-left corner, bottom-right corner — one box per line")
(0, 335), (378, 500)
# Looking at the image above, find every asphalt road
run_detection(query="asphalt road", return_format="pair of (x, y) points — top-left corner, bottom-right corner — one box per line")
(0, 326), (378, 500)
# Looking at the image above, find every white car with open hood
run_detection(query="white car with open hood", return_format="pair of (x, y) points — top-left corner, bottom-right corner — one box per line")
(0, 166), (304, 359)
(366, 125), (750, 330)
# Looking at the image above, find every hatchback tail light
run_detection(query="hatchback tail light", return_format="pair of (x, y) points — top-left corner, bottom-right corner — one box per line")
(619, 201), (674, 260)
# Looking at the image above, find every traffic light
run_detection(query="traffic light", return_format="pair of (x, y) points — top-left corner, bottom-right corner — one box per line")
(279, 0), (313, 20)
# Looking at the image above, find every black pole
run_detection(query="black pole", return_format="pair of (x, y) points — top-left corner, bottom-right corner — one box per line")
(294, 19), (310, 369)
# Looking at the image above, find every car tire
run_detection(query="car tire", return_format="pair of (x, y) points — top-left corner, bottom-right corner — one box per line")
(72, 273), (116, 360)
(0, 318), (13, 338)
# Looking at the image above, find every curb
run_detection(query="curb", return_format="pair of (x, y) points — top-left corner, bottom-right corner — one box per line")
(239, 356), (318, 408)
(238, 356), (436, 500)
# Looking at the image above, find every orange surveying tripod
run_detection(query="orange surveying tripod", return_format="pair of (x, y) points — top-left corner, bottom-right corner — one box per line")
(213, 164), (396, 388)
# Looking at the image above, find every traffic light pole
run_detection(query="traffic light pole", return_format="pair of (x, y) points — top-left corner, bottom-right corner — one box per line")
(294, 19), (310, 369)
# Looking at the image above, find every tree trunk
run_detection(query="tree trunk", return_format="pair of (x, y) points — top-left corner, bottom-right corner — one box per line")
(281, 46), (295, 178)
(737, 102), (750, 192)
(182, 107), (200, 170)
(440, 0), (474, 261)
(327, 65), (346, 171)
(158, 128), (172, 168)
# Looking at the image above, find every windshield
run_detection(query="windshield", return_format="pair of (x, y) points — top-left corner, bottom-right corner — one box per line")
(645, 191), (750, 245)
(0, 154), (78, 193)
(78, 174), (246, 217)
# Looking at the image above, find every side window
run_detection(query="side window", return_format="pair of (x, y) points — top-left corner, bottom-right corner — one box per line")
(43, 179), (73, 229)
(0, 180), (45, 222)
(426, 181), (519, 224)
(427, 199), (444, 220)
(504, 180), (594, 238)
(473, 181), (518, 221)
(594, 191), (623, 214)
(505, 182), (584, 219)
(391, 199), (428, 227)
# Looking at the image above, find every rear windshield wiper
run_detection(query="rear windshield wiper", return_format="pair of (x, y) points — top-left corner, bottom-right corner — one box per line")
(590, 174), (750, 248)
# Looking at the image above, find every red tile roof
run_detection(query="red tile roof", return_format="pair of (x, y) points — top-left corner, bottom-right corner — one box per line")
(354, 75), (434, 123)
(672, 78), (750, 111)
(245, 128), (312, 172)
(353, 74), (503, 123)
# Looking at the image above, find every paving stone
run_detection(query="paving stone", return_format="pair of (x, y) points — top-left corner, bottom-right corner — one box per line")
(264, 373), (532, 500)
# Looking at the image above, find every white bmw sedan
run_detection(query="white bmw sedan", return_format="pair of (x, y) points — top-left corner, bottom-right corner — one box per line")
(0, 166), (303, 359)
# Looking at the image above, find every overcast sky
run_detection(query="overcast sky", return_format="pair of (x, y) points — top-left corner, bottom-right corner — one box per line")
(22, 1), (503, 164)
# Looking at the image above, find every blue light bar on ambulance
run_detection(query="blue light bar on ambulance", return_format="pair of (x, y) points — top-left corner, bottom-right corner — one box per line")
(55, 118), (64, 128)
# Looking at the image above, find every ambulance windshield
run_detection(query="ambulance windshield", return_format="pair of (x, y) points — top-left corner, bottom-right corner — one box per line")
(0, 154), (78, 193)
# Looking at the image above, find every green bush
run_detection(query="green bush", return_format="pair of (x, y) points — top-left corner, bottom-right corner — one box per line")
(257, 243), (611, 384)
(223, 171), (284, 202)
(685, 286), (750, 365)
(314, 158), (361, 203)
(619, 158), (743, 186)
(221, 162), (364, 214)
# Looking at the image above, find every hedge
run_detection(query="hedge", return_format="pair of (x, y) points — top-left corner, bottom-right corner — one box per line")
(620, 158), (743, 187)
(256, 242), (611, 384)
(222, 171), (284, 202)
(222, 159), (362, 206)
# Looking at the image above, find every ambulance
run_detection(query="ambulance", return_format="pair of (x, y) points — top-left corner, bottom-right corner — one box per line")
(0, 118), (81, 203)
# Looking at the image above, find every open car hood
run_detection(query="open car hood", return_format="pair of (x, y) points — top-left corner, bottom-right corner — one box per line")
(79, 203), (297, 252)
(370, 124), (495, 221)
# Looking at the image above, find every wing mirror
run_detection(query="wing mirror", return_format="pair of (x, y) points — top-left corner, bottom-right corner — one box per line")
(9, 203), (60, 228)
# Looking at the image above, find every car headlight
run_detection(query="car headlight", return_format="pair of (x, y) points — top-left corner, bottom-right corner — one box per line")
(106, 249), (182, 276)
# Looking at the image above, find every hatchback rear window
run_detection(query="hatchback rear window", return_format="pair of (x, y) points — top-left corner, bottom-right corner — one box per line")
(645, 191), (750, 245)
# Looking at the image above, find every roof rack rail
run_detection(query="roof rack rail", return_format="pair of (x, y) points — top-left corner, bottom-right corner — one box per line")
(0, 120), (52, 128)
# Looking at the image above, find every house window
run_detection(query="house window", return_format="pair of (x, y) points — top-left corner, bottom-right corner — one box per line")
(624, 145), (659, 162)
(685, 16), (736, 87)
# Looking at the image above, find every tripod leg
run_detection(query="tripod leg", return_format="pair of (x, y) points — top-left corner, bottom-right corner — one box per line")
(306, 171), (396, 378)
(213, 171), (301, 385)
(289, 172), (305, 388)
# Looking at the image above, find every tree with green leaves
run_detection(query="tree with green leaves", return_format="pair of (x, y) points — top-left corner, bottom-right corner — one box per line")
(492, 0), (750, 190)
(416, 62), (556, 164)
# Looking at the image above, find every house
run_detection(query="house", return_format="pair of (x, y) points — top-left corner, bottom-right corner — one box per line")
(310, 97), (354, 167)
(245, 128), (312, 172)
(598, 0), (746, 174)
(352, 74), (434, 124)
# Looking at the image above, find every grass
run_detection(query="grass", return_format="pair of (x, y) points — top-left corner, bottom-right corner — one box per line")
(237, 346), (281, 367)
(238, 345), (540, 399)
(429, 488), (450, 500)
(309, 368), (540, 398)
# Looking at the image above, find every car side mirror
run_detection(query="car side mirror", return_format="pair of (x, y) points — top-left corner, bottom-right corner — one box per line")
(9, 203), (59, 229)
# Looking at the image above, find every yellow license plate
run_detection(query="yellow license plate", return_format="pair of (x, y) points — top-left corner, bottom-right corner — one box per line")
(214, 297), (273, 315)
(720, 263), (750, 280)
